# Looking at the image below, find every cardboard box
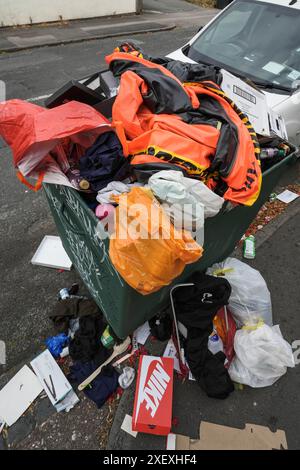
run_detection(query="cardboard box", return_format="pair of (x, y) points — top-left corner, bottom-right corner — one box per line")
(167, 421), (288, 450)
(132, 355), (174, 436)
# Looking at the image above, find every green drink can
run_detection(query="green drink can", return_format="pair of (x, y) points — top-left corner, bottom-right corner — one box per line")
(243, 235), (256, 259)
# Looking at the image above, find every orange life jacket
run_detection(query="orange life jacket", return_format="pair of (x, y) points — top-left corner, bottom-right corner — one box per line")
(106, 52), (261, 206)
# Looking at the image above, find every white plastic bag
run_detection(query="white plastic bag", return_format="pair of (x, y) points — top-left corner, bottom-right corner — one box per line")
(229, 323), (295, 387)
(207, 257), (272, 327)
(148, 170), (224, 220)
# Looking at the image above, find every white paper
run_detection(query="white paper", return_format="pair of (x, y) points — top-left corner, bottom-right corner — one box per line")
(31, 349), (73, 406)
(163, 339), (181, 373)
(0, 365), (43, 427)
(133, 321), (150, 345)
(221, 69), (270, 136)
(263, 62), (285, 76)
(166, 433), (176, 450)
(276, 190), (299, 204)
(31, 235), (72, 270)
(121, 414), (138, 438)
(269, 109), (288, 140)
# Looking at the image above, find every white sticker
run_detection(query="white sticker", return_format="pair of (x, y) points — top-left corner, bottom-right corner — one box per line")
(263, 62), (285, 75)
(288, 70), (300, 81)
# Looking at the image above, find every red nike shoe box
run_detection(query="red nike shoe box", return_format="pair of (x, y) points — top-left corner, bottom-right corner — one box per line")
(132, 355), (174, 436)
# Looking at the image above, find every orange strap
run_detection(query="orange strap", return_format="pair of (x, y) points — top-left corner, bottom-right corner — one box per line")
(16, 170), (45, 192)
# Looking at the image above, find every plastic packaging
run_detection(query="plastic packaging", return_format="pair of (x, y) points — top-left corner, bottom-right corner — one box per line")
(213, 306), (237, 365)
(148, 169), (224, 219)
(101, 325), (115, 349)
(118, 367), (135, 389)
(46, 333), (69, 358)
(109, 187), (203, 295)
(208, 331), (224, 355)
(229, 323), (295, 387)
(0, 99), (111, 189)
(207, 257), (272, 327)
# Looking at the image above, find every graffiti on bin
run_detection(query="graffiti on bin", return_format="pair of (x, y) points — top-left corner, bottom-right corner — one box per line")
(43, 184), (124, 316)
(58, 185), (124, 285)
(64, 226), (105, 306)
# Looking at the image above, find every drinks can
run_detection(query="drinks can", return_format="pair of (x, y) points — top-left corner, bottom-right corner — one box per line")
(243, 235), (256, 259)
(59, 288), (70, 300)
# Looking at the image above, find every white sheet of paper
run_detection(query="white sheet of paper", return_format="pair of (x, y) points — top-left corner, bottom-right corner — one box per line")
(276, 190), (299, 204)
(31, 235), (72, 270)
(0, 365), (43, 427)
(121, 414), (138, 438)
(30, 349), (73, 406)
(221, 69), (270, 136)
(133, 321), (150, 345)
(263, 62), (285, 75)
(163, 339), (181, 373)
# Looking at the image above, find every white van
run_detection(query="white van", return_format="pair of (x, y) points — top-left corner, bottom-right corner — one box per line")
(168, 0), (300, 146)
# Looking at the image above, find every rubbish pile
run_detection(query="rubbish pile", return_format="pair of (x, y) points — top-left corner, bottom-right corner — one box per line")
(0, 42), (297, 448)
(0, 43), (295, 295)
(0, 260), (295, 446)
(129, 257), (295, 442)
(0, 288), (134, 433)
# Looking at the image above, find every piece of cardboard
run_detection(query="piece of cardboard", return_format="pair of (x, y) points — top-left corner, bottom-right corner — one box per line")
(132, 355), (174, 436)
(0, 365), (43, 427)
(173, 421), (287, 450)
(221, 69), (270, 136)
(121, 414), (138, 438)
(31, 349), (74, 406)
(276, 189), (299, 204)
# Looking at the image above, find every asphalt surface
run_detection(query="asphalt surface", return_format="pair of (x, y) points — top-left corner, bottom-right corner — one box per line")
(0, 0), (299, 451)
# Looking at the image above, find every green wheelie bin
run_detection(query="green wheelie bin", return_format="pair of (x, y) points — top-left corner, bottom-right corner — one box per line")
(43, 148), (298, 338)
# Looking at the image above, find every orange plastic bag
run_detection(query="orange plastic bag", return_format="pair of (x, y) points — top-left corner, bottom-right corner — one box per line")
(109, 187), (203, 295)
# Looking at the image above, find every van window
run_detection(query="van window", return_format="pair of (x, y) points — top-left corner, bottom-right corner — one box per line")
(188, 0), (300, 91)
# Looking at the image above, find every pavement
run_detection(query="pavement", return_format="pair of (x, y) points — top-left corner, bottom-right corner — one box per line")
(0, 0), (217, 53)
(0, 0), (299, 452)
(108, 187), (300, 451)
